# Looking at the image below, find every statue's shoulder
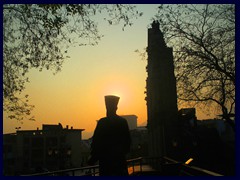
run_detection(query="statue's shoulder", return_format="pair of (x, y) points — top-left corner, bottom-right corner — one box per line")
(116, 115), (127, 123)
(97, 117), (107, 124)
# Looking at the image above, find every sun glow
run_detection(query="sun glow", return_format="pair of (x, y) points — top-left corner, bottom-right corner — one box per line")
(104, 84), (128, 98)
(100, 82), (131, 108)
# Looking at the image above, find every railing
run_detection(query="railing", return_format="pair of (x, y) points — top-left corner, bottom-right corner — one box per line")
(21, 156), (223, 176)
(127, 156), (223, 176)
(162, 156), (223, 176)
(180, 163), (223, 176)
(21, 165), (99, 176)
(127, 157), (143, 174)
(21, 157), (143, 176)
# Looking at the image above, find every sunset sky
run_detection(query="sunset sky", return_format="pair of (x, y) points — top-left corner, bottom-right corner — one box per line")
(3, 4), (215, 139)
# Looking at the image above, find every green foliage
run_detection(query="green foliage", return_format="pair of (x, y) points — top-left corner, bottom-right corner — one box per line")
(3, 4), (142, 121)
(155, 5), (235, 124)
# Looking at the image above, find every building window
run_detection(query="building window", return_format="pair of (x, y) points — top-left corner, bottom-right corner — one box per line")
(32, 137), (44, 147)
(46, 137), (58, 146)
(60, 136), (65, 143)
(24, 137), (30, 145)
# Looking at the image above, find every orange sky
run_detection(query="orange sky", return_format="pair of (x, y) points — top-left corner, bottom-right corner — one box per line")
(3, 5), (216, 139)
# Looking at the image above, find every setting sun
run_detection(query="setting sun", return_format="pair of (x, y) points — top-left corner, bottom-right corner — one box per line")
(3, 4), (156, 139)
(4, 4), (209, 139)
(101, 82), (131, 106)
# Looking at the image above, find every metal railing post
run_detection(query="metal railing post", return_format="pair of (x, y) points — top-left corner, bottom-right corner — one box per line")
(93, 168), (95, 176)
(140, 158), (142, 173)
(132, 161), (135, 173)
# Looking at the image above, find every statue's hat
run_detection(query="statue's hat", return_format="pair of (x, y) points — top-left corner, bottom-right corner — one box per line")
(104, 95), (120, 108)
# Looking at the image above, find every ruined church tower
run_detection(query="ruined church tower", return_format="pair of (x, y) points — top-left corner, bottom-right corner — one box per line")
(146, 21), (178, 160)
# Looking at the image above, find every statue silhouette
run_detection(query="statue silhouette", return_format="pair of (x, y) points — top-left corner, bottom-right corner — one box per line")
(88, 95), (131, 176)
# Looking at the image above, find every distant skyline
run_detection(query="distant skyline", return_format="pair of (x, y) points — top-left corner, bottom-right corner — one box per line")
(3, 4), (216, 139)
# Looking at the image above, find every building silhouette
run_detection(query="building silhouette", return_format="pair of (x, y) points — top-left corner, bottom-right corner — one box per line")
(145, 21), (235, 175)
(129, 126), (148, 159)
(3, 123), (85, 175)
(3, 20), (235, 176)
(146, 21), (178, 161)
(120, 115), (137, 130)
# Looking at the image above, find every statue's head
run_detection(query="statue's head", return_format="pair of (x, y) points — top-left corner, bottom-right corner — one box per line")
(104, 95), (120, 116)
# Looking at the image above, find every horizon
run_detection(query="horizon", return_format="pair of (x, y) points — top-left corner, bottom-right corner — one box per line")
(3, 4), (218, 139)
